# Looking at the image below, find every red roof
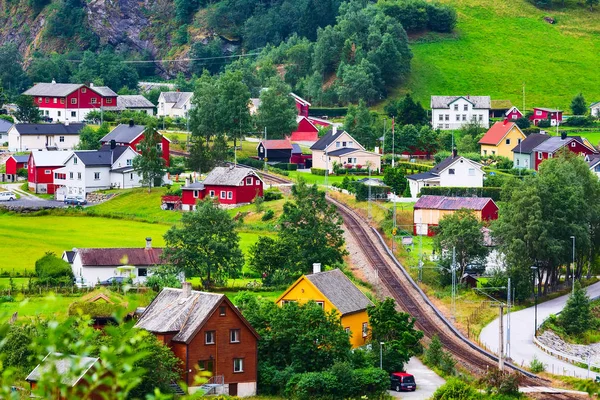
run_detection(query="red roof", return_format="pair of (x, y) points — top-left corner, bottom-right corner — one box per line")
(479, 121), (520, 145)
(261, 140), (293, 150)
(414, 195), (496, 211)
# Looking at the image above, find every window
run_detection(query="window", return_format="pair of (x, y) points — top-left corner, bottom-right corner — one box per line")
(209, 190), (215, 197)
(492, 150), (496, 155)
(233, 358), (244, 373)
(342, 141), (347, 147)
(462, 114), (467, 121)
(59, 136), (65, 143)
(126, 159), (132, 166)
(81, 88), (86, 93)
(71, 111), (76, 117)
(94, 172), (100, 180)
(536, 110), (542, 116)
(538, 152), (542, 160)
(138, 268), (147, 277)
(456, 115), (460, 121)
(106, 98), (112, 104)
(77, 172), (82, 180)
(483, 150), (487, 156)
(219, 306), (226, 316)
(316, 301), (324, 308)
(571, 142), (576, 148)
(71, 98), (77, 104)
(464, 104), (468, 111)
(60, 98), (65, 104)
(156, 143), (163, 151)
(259, 146), (263, 154)
(256, 179), (260, 185)
(518, 138), (522, 144)
(69, 172), (74, 179)
(336, 141), (341, 147)
(58, 111), (61, 117)
(130, 173), (134, 181)
(193, 190), (199, 198)
(53, 98), (57, 104)
(45, 110), (49, 116)
(549, 153), (553, 158)
(44, 170), (51, 174)
(445, 114), (449, 121)
(38, 97), (42, 102)
(91, 98), (97, 104)
(198, 360), (214, 372)
(362, 322), (368, 338)
(230, 329), (240, 343)
(448, 168), (455, 175)
(505, 139), (511, 145)
(517, 159), (520, 166)
(345, 327), (351, 334)
(54, 173), (58, 179)
(227, 191), (233, 199)
(454, 104), (458, 111)
(205, 331), (215, 345)
(45, 97), (49, 103)
(349, 141), (353, 147)
(479, 114), (483, 121)
(438, 114), (443, 121)
(445, 124), (449, 129)
(220, 191), (226, 199)
(468, 168), (475, 176)
(246, 177), (252, 185)
(74, 157), (78, 164)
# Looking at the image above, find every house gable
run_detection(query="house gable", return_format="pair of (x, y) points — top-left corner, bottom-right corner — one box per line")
(276, 276), (336, 313)
(323, 131), (366, 152)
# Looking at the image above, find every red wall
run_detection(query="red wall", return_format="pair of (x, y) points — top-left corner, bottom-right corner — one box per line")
(127, 134), (170, 166)
(181, 188), (206, 206)
(530, 109), (563, 125)
(32, 86), (116, 109)
(534, 140), (595, 170)
(481, 201), (499, 221)
(295, 102), (309, 117)
(28, 157), (60, 194)
(290, 118), (319, 142)
(5, 157), (26, 175)
(506, 111), (522, 120)
(204, 180), (263, 205)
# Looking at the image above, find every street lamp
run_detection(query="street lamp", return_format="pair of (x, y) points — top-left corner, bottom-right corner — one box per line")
(380, 342), (385, 369)
(571, 235), (576, 295)
(531, 266), (538, 337)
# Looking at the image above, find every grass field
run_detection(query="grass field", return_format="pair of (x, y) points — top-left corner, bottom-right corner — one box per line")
(383, 0), (600, 111)
(287, 171), (385, 185)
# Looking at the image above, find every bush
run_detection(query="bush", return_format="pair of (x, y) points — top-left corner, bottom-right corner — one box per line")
(515, 116), (531, 129)
(0, 295), (14, 303)
(354, 183), (390, 201)
(529, 356), (546, 373)
(167, 166), (185, 175)
(145, 273), (182, 292)
(276, 163), (298, 171)
(522, 127), (541, 135)
(238, 157), (264, 169)
(420, 186), (502, 201)
(289, 371), (339, 400)
(426, 3), (458, 32)
(311, 168), (327, 176)
(433, 378), (482, 400)
(262, 209), (275, 221)
(35, 252), (74, 285)
(308, 107), (348, 118)
(538, 119), (551, 128)
(16, 168), (28, 178)
(564, 116), (594, 127)
(425, 335), (443, 366)
(481, 369), (521, 396)
(264, 189), (283, 201)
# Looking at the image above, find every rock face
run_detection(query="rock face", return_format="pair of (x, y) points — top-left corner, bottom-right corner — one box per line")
(538, 330), (600, 364)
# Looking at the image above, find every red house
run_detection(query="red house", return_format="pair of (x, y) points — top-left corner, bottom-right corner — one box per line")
(135, 283), (260, 396)
(100, 122), (170, 166)
(291, 92), (310, 117)
(180, 166), (263, 211)
(23, 81), (117, 123)
(4, 154), (29, 181)
(532, 134), (598, 170)
(290, 116), (320, 142)
(530, 107), (563, 126)
(505, 106), (523, 121)
(28, 151), (71, 194)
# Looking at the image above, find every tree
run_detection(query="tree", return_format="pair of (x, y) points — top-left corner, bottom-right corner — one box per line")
(571, 93), (587, 115)
(586, 0), (599, 10)
(344, 100), (375, 148)
(14, 95), (40, 123)
(248, 236), (291, 285)
(77, 123), (110, 150)
(35, 252), (74, 285)
(163, 199), (244, 288)
(367, 298), (423, 373)
(515, 116), (531, 129)
(0, 43), (30, 97)
(559, 281), (592, 336)
(255, 77), (298, 139)
(190, 71), (221, 146)
(434, 209), (489, 277)
(383, 167), (407, 195)
(132, 125), (165, 192)
(278, 181), (347, 274)
(384, 93), (428, 126)
(217, 70), (252, 148)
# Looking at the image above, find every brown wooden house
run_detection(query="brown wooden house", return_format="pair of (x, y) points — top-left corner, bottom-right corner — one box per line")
(135, 283), (259, 397)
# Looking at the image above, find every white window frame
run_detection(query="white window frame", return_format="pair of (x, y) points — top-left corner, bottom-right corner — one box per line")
(538, 152), (543, 160)
(71, 111), (76, 117)
(44, 170), (51, 174)
(362, 322), (368, 338)
(438, 114), (443, 121)
(536, 110), (542, 116)
(233, 358), (244, 373)
(77, 172), (82, 180)
(505, 139), (510, 145)
(220, 190), (226, 199)
(71, 98), (77, 105)
(448, 169), (455, 175)
(126, 159), (132, 166)
(464, 104), (468, 111)
(227, 191), (233, 199)
(91, 97), (97, 104)
(468, 168), (475, 176)
(209, 190), (215, 197)
(205, 331), (215, 345)
(453, 104), (458, 111)
(230, 329), (240, 343)
(69, 172), (74, 179)
(246, 177), (252, 185)
(59, 136), (65, 143)
(94, 172), (100, 180)
(316, 301), (324, 308)
(193, 190), (199, 198)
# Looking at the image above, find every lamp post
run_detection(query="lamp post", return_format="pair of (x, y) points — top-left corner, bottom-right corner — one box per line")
(380, 342), (385, 369)
(531, 266), (538, 336)
(571, 235), (576, 294)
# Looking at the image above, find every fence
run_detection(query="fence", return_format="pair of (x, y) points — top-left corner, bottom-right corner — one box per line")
(466, 301), (489, 340)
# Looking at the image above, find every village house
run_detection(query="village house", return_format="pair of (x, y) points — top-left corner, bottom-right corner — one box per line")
(430, 95), (491, 130)
(156, 92), (193, 118)
(100, 122), (170, 166)
(179, 166), (263, 210)
(413, 195), (498, 236)
(26, 353), (102, 400)
(291, 116), (320, 142)
(4, 154), (29, 182)
(8, 123), (85, 152)
(290, 143), (312, 168)
(276, 266), (373, 349)
(28, 151), (72, 194)
(52, 145), (141, 200)
(310, 128), (381, 173)
(529, 107), (563, 126)
(114, 95), (155, 115)
(23, 81), (118, 123)
(511, 132), (550, 170)
(591, 102), (600, 117)
(63, 238), (162, 285)
(531, 133), (597, 170)
(406, 151), (484, 198)
(257, 139), (293, 163)
(586, 154), (600, 178)
(478, 121), (526, 160)
(505, 106), (523, 121)
(489, 100), (513, 118)
(135, 283), (260, 397)
(0, 118), (12, 144)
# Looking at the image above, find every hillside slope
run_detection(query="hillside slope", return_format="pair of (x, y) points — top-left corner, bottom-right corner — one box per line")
(397, 0), (600, 110)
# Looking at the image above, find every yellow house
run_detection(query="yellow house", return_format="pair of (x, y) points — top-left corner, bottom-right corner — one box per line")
(276, 267), (374, 348)
(478, 121), (526, 160)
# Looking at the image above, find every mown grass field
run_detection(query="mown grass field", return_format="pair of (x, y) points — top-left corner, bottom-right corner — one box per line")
(287, 171), (385, 185)
(385, 0), (600, 111)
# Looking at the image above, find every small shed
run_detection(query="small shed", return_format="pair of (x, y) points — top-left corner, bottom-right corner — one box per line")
(257, 140), (293, 163)
(461, 273), (479, 288)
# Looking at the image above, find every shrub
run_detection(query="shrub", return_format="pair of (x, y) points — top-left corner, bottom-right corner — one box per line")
(238, 157), (264, 169)
(263, 189), (283, 201)
(481, 369), (521, 396)
(538, 119), (551, 128)
(425, 335), (443, 366)
(564, 116), (594, 127)
(276, 163), (298, 171)
(354, 183), (390, 202)
(262, 209), (275, 221)
(16, 168), (28, 178)
(145, 273), (182, 292)
(308, 107), (348, 118)
(35, 252), (74, 285)
(291, 371), (339, 400)
(522, 127), (541, 135)
(515, 116), (531, 129)
(311, 168), (327, 176)
(433, 378), (482, 400)
(529, 356), (546, 373)
(426, 3), (458, 32)
(0, 295), (14, 303)
(167, 166), (185, 175)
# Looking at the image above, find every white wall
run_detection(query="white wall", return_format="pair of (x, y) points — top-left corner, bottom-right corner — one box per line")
(0, 132), (7, 144)
(8, 128), (80, 151)
(408, 178), (440, 198)
(236, 382), (257, 397)
(438, 159), (484, 188)
(38, 107), (100, 123)
(71, 253), (154, 284)
(110, 171), (142, 189)
(513, 152), (532, 170)
(431, 98), (490, 130)
(591, 106), (600, 118)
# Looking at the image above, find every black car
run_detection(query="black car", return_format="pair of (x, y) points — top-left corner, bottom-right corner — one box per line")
(98, 276), (126, 286)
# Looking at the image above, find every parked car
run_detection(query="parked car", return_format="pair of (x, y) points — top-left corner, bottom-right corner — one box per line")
(98, 276), (126, 286)
(0, 191), (17, 201)
(390, 372), (416, 392)
(73, 277), (90, 288)
(64, 196), (87, 206)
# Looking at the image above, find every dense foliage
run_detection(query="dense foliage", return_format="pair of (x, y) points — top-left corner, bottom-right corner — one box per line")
(35, 252), (74, 285)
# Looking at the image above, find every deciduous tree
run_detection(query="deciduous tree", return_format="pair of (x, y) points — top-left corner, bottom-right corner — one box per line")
(255, 77), (298, 139)
(132, 125), (165, 192)
(571, 93), (587, 115)
(14, 95), (40, 123)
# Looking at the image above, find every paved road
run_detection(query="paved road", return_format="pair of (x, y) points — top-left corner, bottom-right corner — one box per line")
(388, 357), (445, 400)
(480, 281), (600, 378)
(1, 183), (66, 208)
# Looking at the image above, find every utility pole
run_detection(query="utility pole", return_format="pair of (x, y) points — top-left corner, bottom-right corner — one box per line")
(391, 117), (395, 168)
(392, 193), (397, 253)
(522, 82), (525, 114)
(383, 118), (386, 155)
(263, 127), (267, 171)
(324, 145), (329, 194)
(452, 247), (457, 321)
(498, 303), (505, 371)
(418, 222), (423, 282)
(507, 277), (511, 359)
(571, 235), (576, 294)
(368, 167), (372, 221)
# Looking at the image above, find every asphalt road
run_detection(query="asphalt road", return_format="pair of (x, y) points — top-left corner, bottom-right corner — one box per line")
(480, 281), (600, 378)
(0, 183), (66, 208)
(388, 357), (445, 400)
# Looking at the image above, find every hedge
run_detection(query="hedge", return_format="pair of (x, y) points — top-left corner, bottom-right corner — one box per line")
(419, 186), (502, 201)
(308, 107), (348, 118)
(311, 168), (327, 176)
(354, 183), (390, 202)
(238, 157), (264, 169)
(275, 163), (298, 171)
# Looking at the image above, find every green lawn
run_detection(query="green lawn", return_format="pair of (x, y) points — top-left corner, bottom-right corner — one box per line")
(287, 171), (385, 185)
(382, 0), (600, 111)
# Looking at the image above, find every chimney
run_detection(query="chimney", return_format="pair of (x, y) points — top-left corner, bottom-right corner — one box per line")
(561, 132), (567, 140)
(182, 281), (192, 297)
(129, 119), (135, 127)
(110, 139), (116, 150)
(90, 83), (94, 88)
(51, 79), (56, 84)
(312, 263), (321, 274)
(452, 148), (458, 158)
(185, 178), (190, 187)
(145, 237), (152, 249)
(332, 126), (337, 135)
(64, 121), (69, 126)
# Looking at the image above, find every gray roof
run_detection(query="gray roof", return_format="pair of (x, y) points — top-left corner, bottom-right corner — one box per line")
(26, 353), (98, 386)
(73, 147), (128, 166)
(91, 86), (117, 97)
(182, 182), (205, 190)
(430, 96), (491, 109)
(118, 95), (155, 109)
(0, 119), (13, 132)
(510, 133), (550, 154)
(203, 166), (260, 186)
(135, 288), (236, 344)
(161, 92), (193, 109)
(588, 154), (600, 168)
(12, 154), (30, 163)
(310, 129), (343, 151)
(306, 269), (373, 316)
(63, 251), (76, 263)
(532, 136), (588, 153)
(13, 123), (85, 135)
(99, 144), (128, 160)
(534, 107), (562, 112)
(407, 171), (437, 181)
(23, 83), (84, 97)
(328, 148), (359, 156)
(291, 144), (302, 154)
(100, 124), (146, 143)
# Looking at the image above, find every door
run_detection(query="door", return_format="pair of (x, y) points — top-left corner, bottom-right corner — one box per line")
(229, 383), (238, 396)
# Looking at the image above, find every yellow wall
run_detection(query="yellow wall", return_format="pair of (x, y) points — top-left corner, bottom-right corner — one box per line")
(278, 277), (370, 349)
(480, 126), (525, 160)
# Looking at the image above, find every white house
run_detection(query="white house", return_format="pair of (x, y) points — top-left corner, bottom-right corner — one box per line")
(431, 96), (491, 130)
(115, 95), (155, 115)
(8, 123), (85, 151)
(0, 119), (12, 145)
(310, 127), (381, 173)
(406, 151), (485, 198)
(156, 92), (193, 118)
(53, 145), (141, 199)
(587, 154), (600, 178)
(63, 238), (161, 285)
(591, 102), (600, 117)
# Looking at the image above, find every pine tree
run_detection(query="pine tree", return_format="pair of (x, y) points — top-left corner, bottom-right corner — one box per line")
(425, 335), (443, 367)
(559, 281), (592, 336)
(571, 93), (587, 116)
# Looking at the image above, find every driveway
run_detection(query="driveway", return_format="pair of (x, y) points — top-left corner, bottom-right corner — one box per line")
(1, 183), (66, 208)
(388, 357), (445, 400)
(480, 281), (600, 378)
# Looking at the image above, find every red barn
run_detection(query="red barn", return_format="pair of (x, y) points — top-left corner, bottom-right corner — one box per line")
(532, 134), (598, 170)
(290, 116), (319, 142)
(530, 107), (563, 126)
(23, 81), (117, 123)
(291, 92), (310, 117)
(4, 154), (29, 181)
(505, 106), (523, 121)
(100, 122), (170, 166)
(28, 151), (70, 194)
(180, 166), (263, 210)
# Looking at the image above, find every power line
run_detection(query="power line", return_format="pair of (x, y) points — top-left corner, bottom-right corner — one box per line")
(63, 52), (263, 64)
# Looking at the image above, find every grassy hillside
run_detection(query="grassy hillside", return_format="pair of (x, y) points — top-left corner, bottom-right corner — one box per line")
(393, 0), (600, 110)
